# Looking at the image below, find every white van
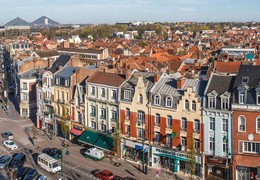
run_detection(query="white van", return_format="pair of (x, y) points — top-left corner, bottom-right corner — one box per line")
(37, 153), (61, 174)
(84, 148), (104, 161)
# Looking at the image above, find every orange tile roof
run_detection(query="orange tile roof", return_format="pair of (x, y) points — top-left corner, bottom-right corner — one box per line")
(215, 61), (242, 74)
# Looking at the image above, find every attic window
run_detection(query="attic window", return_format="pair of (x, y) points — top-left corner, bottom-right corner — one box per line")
(241, 77), (249, 84)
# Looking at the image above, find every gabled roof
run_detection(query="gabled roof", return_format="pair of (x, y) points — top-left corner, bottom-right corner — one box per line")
(86, 72), (125, 87)
(206, 74), (236, 95)
(49, 55), (71, 73)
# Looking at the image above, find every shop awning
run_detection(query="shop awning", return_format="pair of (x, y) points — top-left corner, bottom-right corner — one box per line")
(78, 129), (100, 145)
(78, 129), (114, 152)
(70, 128), (83, 136)
(154, 153), (187, 162)
(94, 134), (114, 152)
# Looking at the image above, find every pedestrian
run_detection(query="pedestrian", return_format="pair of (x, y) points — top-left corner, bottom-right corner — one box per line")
(156, 169), (159, 180)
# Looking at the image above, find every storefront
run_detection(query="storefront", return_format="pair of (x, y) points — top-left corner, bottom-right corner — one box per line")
(205, 156), (231, 180)
(152, 147), (203, 177)
(121, 138), (150, 164)
(70, 123), (84, 143)
(236, 166), (259, 180)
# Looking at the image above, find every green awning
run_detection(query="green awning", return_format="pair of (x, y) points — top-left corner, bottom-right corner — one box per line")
(154, 153), (187, 162)
(95, 134), (114, 151)
(78, 129), (114, 152)
(78, 129), (100, 146)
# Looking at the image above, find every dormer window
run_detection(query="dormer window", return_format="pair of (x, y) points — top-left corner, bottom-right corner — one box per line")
(165, 97), (172, 107)
(221, 97), (229, 110)
(241, 77), (249, 84)
(257, 91), (260, 105)
(56, 77), (60, 85)
(154, 95), (160, 105)
(239, 90), (246, 104)
(124, 90), (131, 100)
(208, 96), (215, 109)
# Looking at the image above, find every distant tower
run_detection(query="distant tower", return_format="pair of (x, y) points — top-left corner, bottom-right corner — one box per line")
(45, 18), (48, 25)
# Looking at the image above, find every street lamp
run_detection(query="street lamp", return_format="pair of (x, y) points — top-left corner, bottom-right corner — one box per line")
(60, 146), (70, 180)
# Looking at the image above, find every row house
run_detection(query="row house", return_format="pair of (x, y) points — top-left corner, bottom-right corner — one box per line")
(203, 74), (236, 179)
(53, 66), (76, 138)
(69, 67), (95, 142)
(36, 55), (71, 133)
(9, 41), (31, 56)
(150, 73), (205, 177)
(58, 48), (109, 60)
(232, 65), (260, 180)
(120, 72), (155, 165)
(77, 72), (126, 152)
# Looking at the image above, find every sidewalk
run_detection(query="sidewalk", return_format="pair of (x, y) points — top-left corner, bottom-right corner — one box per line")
(35, 131), (189, 180)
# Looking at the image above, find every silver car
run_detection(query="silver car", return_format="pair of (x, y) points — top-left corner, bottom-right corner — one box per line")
(0, 155), (12, 170)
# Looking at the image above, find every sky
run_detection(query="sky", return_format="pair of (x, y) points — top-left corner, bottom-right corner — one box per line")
(0, 0), (260, 24)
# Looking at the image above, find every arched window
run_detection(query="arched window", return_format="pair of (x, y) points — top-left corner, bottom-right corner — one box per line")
(154, 95), (160, 105)
(192, 100), (196, 111)
(257, 117), (260, 133)
(165, 97), (172, 107)
(238, 116), (246, 132)
(185, 100), (189, 110)
(139, 94), (143, 104)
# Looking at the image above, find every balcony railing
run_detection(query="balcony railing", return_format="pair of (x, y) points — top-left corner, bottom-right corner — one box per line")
(90, 112), (96, 117)
(111, 118), (117, 122)
(100, 115), (106, 119)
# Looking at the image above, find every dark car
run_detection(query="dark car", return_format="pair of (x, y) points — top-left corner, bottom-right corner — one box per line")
(0, 155), (12, 170)
(122, 177), (137, 180)
(9, 153), (26, 171)
(42, 148), (62, 159)
(23, 169), (38, 180)
(112, 175), (123, 180)
(95, 170), (114, 180)
(15, 166), (31, 180)
(1, 132), (13, 140)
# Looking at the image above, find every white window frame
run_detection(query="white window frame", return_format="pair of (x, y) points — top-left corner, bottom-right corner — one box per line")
(91, 106), (96, 115)
(243, 141), (260, 154)
(155, 114), (160, 126)
(238, 115), (246, 132)
(101, 108), (106, 119)
(181, 117), (187, 131)
(65, 79), (69, 86)
(209, 117), (215, 131)
(208, 96), (215, 109)
(181, 137), (187, 147)
(126, 125), (130, 134)
(165, 96), (172, 107)
(257, 91), (260, 105)
(154, 95), (160, 105)
(111, 110), (117, 120)
(194, 119), (200, 132)
(91, 121), (96, 129)
(91, 86), (95, 95)
(138, 110), (145, 121)
(124, 90), (131, 100)
(101, 124), (106, 132)
(223, 119), (228, 132)
(209, 136), (215, 152)
(101, 88), (105, 98)
(221, 97), (229, 110)
(138, 94), (143, 104)
(112, 90), (116, 99)
(256, 117), (260, 133)
(185, 100), (189, 110)
(138, 128), (144, 138)
(155, 132), (160, 142)
(167, 115), (172, 128)
(239, 90), (246, 104)
(125, 108), (130, 120)
(56, 77), (59, 85)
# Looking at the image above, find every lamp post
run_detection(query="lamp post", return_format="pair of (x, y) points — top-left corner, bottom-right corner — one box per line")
(60, 146), (70, 180)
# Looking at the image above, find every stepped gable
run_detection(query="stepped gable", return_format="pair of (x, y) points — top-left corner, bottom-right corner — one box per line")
(5, 17), (29, 26)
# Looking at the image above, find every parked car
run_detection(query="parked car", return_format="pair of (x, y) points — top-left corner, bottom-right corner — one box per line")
(1, 132), (13, 140)
(95, 170), (115, 180)
(9, 153), (26, 171)
(15, 166), (31, 180)
(84, 148), (104, 161)
(122, 177), (137, 180)
(112, 175), (123, 180)
(37, 175), (48, 180)
(2, 140), (18, 150)
(23, 169), (38, 180)
(0, 155), (12, 170)
(42, 148), (62, 159)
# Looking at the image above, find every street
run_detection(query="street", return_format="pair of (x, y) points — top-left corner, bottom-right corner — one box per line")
(0, 95), (188, 180)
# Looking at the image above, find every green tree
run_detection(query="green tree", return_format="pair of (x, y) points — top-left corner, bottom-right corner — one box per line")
(187, 135), (196, 180)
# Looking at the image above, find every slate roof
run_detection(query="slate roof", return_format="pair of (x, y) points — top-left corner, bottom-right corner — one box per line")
(5, 17), (29, 26)
(55, 66), (75, 78)
(19, 68), (45, 79)
(35, 50), (60, 58)
(122, 72), (155, 90)
(87, 72), (125, 87)
(233, 64), (260, 104)
(49, 55), (71, 73)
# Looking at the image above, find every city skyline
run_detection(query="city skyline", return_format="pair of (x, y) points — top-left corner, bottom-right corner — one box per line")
(1, 0), (260, 24)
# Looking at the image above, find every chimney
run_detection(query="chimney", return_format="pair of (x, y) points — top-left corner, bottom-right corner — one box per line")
(126, 69), (132, 79)
(154, 73), (160, 83)
(177, 77), (185, 89)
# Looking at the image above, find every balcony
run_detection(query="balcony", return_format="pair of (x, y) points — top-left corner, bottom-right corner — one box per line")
(100, 115), (106, 120)
(111, 118), (117, 122)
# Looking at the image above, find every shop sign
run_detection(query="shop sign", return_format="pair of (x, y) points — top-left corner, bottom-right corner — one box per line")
(236, 166), (250, 171)
(155, 148), (189, 159)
